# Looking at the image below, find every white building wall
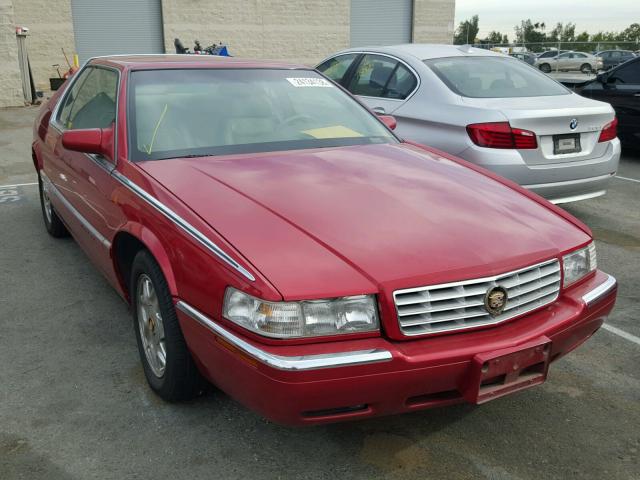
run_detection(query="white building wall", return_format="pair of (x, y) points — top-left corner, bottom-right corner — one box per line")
(0, 0), (24, 107)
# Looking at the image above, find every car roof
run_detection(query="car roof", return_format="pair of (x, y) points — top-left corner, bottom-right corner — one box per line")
(335, 44), (504, 61)
(90, 54), (303, 70)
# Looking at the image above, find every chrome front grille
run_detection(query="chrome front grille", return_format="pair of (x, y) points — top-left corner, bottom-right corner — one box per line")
(393, 259), (561, 336)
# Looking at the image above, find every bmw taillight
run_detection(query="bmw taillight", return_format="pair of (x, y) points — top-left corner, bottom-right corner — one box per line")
(598, 117), (617, 143)
(466, 122), (538, 149)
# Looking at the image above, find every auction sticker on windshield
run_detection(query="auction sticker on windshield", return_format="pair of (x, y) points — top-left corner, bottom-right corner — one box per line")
(286, 77), (333, 87)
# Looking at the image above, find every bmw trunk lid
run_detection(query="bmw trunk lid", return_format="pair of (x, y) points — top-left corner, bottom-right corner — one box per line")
(461, 93), (615, 165)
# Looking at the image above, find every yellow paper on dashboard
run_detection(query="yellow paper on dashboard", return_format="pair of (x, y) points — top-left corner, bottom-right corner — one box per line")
(302, 125), (364, 139)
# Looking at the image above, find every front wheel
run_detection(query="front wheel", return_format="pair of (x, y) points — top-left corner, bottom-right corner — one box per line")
(38, 173), (68, 238)
(580, 63), (593, 74)
(539, 63), (551, 73)
(131, 250), (204, 401)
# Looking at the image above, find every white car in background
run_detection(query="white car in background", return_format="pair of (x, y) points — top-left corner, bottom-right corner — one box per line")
(317, 44), (620, 204)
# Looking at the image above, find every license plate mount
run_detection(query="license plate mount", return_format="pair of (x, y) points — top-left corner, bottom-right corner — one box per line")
(463, 336), (552, 404)
(553, 133), (581, 154)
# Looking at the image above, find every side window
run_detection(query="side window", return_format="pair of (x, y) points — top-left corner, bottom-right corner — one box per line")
(316, 54), (358, 84)
(385, 64), (418, 99)
(612, 61), (640, 83)
(574, 53), (587, 58)
(348, 54), (398, 98)
(58, 67), (118, 130)
(56, 67), (94, 127)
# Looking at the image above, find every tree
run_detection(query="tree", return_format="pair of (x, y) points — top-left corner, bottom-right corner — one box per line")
(513, 19), (547, 49)
(619, 23), (640, 42)
(482, 31), (509, 45)
(454, 15), (480, 45)
(549, 22), (576, 42)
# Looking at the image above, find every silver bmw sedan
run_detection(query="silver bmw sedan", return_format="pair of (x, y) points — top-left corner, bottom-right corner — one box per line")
(317, 44), (620, 204)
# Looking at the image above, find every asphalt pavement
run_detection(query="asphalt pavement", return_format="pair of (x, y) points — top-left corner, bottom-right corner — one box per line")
(1, 106), (638, 480)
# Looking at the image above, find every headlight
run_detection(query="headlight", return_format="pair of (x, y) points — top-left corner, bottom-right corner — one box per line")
(563, 243), (597, 287)
(222, 287), (380, 338)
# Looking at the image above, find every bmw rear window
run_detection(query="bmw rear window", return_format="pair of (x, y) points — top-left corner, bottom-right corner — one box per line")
(425, 57), (570, 98)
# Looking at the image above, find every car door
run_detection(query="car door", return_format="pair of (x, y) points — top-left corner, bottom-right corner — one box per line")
(44, 65), (124, 283)
(344, 53), (418, 115)
(315, 53), (360, 87)
(583, 59), (640, 144)
(603, 60), (640, 143)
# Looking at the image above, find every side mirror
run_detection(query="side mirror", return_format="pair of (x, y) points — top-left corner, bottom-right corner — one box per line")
(379, 114), (397, 131)
(61, 126), (114, 160)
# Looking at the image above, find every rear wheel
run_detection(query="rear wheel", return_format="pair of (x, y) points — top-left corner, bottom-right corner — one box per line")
(580, 63), (593, 74)
(131, 250), (204, 401)
(539, 63), (551, 73)
(38, 173), (68, 238)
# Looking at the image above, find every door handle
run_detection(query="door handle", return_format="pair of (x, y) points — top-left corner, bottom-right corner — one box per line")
(372, 106), (386, 115)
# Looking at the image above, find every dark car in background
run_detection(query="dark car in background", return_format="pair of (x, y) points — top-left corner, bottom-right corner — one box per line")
(580, 56), (640, 148)
(510, 52), (536, 65)
(596, 50), (636, 71)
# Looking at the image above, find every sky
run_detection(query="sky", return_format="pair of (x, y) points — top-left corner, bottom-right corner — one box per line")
(455, 0), (639, 39)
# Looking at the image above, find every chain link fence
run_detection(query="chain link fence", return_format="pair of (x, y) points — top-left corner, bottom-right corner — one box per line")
(470, 41), (639, 54)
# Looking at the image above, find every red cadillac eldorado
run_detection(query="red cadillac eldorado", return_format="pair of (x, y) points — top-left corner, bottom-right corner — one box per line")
(32, 55), (617, 425)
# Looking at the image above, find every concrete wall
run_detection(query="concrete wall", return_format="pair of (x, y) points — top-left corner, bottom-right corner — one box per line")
(0, 0), (455, 106)
(0, 0), (24, 107)
(13, 0), (75, 92)
(161, 0), (454, 65)
(413, 0), (455, 44)
(161, 0), (351, 65)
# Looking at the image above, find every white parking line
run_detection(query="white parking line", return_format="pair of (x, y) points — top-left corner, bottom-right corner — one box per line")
(615, 175), (640, 184)
(602, 323), (640, 346)
(0, 182), (38, 189)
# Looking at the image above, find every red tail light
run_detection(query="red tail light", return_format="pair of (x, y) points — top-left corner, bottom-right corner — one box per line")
(598, 117), (617, 143)
(466, 122), (538, 149)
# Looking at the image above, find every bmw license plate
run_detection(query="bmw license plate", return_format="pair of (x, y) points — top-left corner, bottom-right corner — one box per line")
(553, 133), (581, 154)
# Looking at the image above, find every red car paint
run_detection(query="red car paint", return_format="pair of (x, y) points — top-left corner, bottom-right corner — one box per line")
(32, 56), (617, 425)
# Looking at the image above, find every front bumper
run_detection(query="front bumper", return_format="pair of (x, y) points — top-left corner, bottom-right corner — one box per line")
(176, 271), (617, 426)
(460, 139), (621, 204)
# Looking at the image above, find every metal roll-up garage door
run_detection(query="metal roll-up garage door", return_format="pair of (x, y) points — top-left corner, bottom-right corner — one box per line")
(71, 0), (164, 63)
(350, 0), (413, 47)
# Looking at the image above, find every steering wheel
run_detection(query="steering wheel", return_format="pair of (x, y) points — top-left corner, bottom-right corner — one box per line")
(280, 114), (316, 127)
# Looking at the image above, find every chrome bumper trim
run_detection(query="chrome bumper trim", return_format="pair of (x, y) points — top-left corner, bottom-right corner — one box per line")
(582, 274), (617, 307)
(175, 301), (393, 371)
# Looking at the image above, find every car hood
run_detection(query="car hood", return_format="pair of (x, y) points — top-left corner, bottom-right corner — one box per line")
(138, 143), (590, 299)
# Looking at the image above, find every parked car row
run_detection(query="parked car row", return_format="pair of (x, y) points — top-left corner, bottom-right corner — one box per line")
(31, 50), (618, 426)
(317, 45), (620, 203)
(509, 49), (636, 73)
(534, 51), (603, 73)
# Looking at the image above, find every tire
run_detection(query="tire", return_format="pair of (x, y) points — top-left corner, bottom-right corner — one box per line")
(539, 63), (551, 73)
(580, 64), (593, 74)
(131, 250), (204, 401)
(38, 173), (69, 238)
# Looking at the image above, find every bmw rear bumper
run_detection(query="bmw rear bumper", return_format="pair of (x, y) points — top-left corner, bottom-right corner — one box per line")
(461, 138), (621, 204)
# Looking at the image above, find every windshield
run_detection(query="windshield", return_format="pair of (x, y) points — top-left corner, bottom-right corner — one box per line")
(128, 68), (396, 161)
(425, 57), (570, 98)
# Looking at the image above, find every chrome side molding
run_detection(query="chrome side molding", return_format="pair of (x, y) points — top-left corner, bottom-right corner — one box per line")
(175, 301), (393, 371)
(112, 171), (256, 282)
(582, 274), (617, 307)
(40, 172), (111, 249)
